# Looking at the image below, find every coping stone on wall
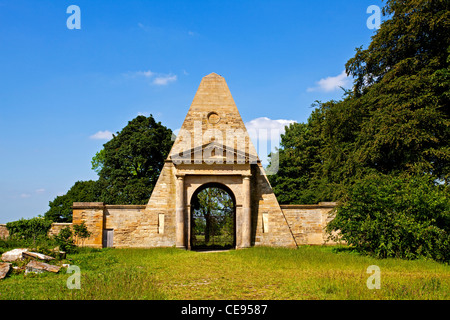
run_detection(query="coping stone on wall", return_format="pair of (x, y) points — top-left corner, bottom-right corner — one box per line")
(72, 202), (104, 209)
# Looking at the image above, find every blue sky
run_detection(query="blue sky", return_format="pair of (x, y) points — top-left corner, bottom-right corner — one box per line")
(0, 0), (384, 223)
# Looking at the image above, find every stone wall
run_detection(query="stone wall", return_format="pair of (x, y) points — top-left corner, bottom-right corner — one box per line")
(1, 202), (338, 247)
(281, 203), (338, 245)
(144, 161), (178, 248)
(105, 205), (163, 248)
(72, 202), (105, 248)
(72, 203), (175, 248)
(251, 164), (297, 248)
(0, 222), (72, 240)
(48, 223), (72, 237)
(70, 201), (338, 248)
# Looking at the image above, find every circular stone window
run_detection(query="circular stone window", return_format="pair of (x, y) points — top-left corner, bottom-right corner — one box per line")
(207, 111), (220, 125)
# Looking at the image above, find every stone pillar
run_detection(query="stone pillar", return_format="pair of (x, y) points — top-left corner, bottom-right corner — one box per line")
(235, 205), (242, 248)
(241, 175), (251, 248)
(72, 202), (105, 248)
(176, 175), (186, 249)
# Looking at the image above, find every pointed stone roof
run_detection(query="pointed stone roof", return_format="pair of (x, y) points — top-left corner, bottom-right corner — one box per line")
(203, 72), (221, 78)
(169, 73), (259, 164)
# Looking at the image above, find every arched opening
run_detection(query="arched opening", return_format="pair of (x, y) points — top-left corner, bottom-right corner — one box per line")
(190, 183), (236, 250)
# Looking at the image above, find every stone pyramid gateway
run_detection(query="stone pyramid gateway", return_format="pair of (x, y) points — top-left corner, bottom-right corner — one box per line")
(71, 73), (337, 249)
(145, 73), (297, 249)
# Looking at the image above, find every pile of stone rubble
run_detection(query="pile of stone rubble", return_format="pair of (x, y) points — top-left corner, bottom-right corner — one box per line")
(0, 248), (67, 280)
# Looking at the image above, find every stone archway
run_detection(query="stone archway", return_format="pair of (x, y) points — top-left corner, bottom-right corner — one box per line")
(190, 182), (236, 250)
(180, 174), (251, 250)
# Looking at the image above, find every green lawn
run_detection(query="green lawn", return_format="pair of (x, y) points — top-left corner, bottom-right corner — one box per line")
(1, 246), (449, 300)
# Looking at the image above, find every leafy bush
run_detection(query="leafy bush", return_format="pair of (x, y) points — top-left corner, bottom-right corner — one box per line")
(73, 221), (92, 246)
(54, 226), (76, 253)
(327, 174), (450, 263)
(6, 217), (53, 243)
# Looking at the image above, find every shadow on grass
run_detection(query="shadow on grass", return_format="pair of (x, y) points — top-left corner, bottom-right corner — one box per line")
(330, 245), (361, 255)
(191, 244), (234, 252)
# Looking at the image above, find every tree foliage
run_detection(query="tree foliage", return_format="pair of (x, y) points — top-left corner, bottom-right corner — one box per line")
(327, 175), (450, 262)
(270, 0), (450, 201)
(6, 217), (53, 241)
(268, 119), (326, 204)
(269, 0), (450, 261)
(73, 221), (92, 246)
(54, 226), (76, 253)
(95, 115), (173, 204)
(44, 115), (173, 222)
(44, 180), (100, 222)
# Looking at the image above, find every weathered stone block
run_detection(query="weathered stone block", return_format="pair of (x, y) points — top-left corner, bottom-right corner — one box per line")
(1, 248), (28, 262)
(0, 262), (11, 280)
(25, 260), (60, 274)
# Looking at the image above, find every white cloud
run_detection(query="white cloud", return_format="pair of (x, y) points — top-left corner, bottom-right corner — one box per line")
(18, 189), (45, 199)
(135, 70), (155, 78)
(245, 117), (297, 165)
(124, 70), (155, 78)
(90, 130), (113, 140)
(153, 74), (177, 86)
(123, 70), (177, 86)
(307, 70), (351, 92)
(245, 117), (297, 134)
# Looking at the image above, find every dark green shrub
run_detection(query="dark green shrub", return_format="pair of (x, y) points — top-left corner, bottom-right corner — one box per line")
(327, 174), (450, 262)
(73, 222), (92, 246)
(54, 226), (76, 253)
(6, 217), (53, 244)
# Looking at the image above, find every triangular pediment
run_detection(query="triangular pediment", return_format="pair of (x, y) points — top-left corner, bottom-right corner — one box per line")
(170, 141), (259, 165)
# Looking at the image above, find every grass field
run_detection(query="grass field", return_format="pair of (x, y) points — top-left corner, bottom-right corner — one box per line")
(0, 246), (449, 300)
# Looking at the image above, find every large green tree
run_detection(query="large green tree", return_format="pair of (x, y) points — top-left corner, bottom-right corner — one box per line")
(44, 115), (173, 222)
(343, 0), (450, 180)
(268, 114), (325, 204)
(270, 0), (450, 203)
(94, 115), (173, 204)
(44, 180), (100, 222)
(269, 0), (450, 261)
